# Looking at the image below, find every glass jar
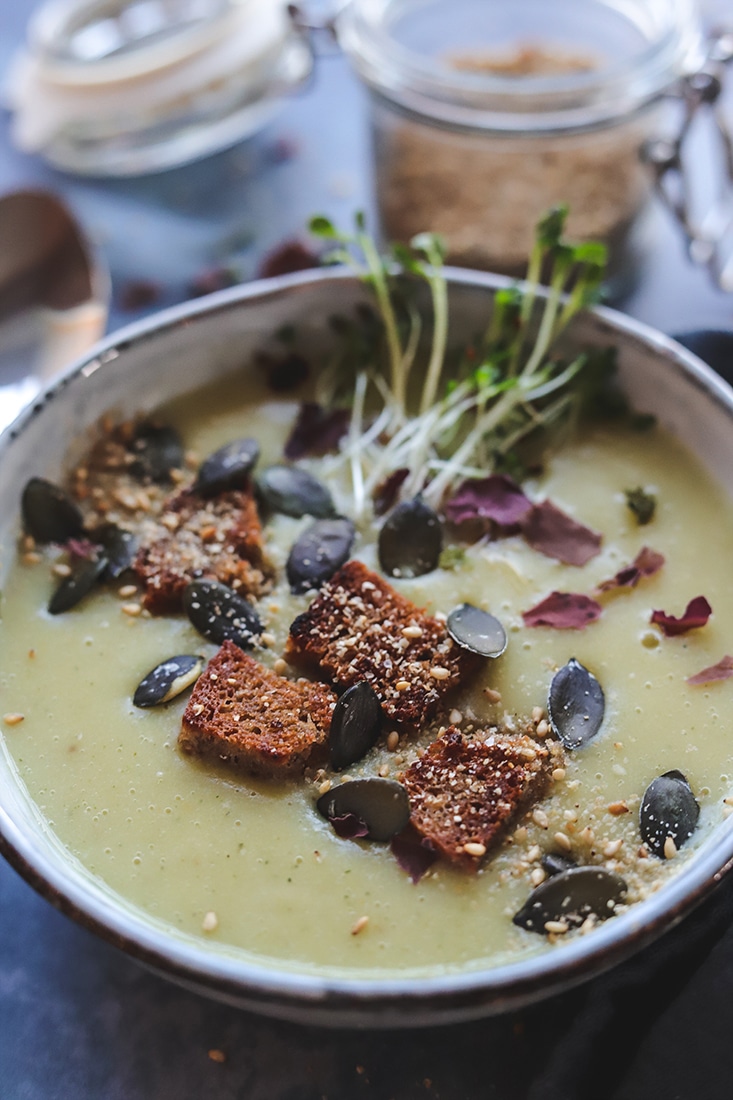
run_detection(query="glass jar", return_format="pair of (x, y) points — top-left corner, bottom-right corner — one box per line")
(7, 0), (313, 176)
(338, 0), (707, 280)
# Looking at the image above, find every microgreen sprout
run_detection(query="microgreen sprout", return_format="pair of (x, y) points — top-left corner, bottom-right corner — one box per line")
(309, 208), (609, 515)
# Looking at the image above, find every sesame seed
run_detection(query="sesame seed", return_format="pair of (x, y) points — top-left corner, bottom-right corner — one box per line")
(580, 826), (594, 844)
(402, 625), (423, 638)
(531, 706), (544, 723)
(483, 688), (502, 704)
(261, 632), (276, 648)
(530, 867), (546, 886)
(429, 666), (450, 680)
(532, 809), (549, 829)
(318, 779), (331, 795)
(552, 767), (566, 782)
(544, 920), (569, 935)
(554, 831), (572, 851)
(604, 839), (623, 857)
(192, 704), (204, 716)
(273, 658), (288, 675)
(202, 911), (218, 932)
(52, 562), (72, 578)
(121, 603), (142, 617)
(608, 800), (629, 815)
(463, 842), (487, 857)
(351, 915), (369, 935)
(3, 713), (25, 726)
(527, 845), (541, 862)
(118, 584), (138, 599)
(449, 709), (463, 725)
(208, 1049), (226, 1064)
(23, 552), (42, 565)
(378, 763), (390, 777)
(664, 835), (677, 859)
(535, 719), (549, 738)
(387, 731), (400, 751)
(395, 680), (411, 691)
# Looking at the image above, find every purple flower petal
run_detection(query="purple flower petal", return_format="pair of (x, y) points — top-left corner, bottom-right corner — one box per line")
(596, 546), (665, 593)
(391, 828), (438, 883)
(651, 596), (712, 637)
(687, 655), (733, 685)
(444, 475), (532, 527)
(522, 591), (603, 629)
(520, 501), (602, 566)
(373, 468), (410, 517)
(284, 403), (350, 459)
(330, 812), (370, 839)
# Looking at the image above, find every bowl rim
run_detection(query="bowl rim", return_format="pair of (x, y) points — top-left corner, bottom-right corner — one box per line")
(2, 263), (733, 1026)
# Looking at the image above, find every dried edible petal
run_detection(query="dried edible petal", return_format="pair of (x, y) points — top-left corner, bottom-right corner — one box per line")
(522, 592), (603, 630)
(596, 546), (665, 593)
(520, 501), (602, 566)
(650, 596), (712, 637)
(444, 475), (532, 527)
(257, 239), (320, 279)
(687, 655), (733, 685)
(284, 404), (350, 460)
(373, 468), (409, 517)
(391, 827), (438, 883)
(548, 658), (605, 749)
(330, 813), (370, 840)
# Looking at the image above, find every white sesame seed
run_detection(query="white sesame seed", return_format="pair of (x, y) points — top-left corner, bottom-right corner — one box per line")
(273, 658), (288, 675)
(604, 839), (623, 857)
(664, 836), (677, 859)
(530, 867), (546, 886)
(531, 706), (544, 723)
(3, 713), (25, 726)
(463, 842), (487, 857)
(483, 688), (502, 704)
(554, 831), (572, 851)
(532, 809), (549, 829)
(351, 915), (369, 935)
(544, 920), (569, 935)
(118, 584), (138, 599)
(202, 911), (218, 932)
(449, 709), (463, 725)
(402, 625), (423, 638)
(387, 731), (400, 751)
(429, 666), (450, 680)
(52, 562), (72, 578)
(552, 768), (566, 782)
(535, 719), (549, 738)
(527, 845), (542, 862)
(121, 602), (142, 617)
(395, 680), (411, 691)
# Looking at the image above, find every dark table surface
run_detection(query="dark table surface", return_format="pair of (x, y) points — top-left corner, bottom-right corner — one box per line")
(2, 4), (733, 1099)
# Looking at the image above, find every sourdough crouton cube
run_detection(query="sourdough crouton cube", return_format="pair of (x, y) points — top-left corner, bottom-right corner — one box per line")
(180, 640), (336, 778)
(134, 487), (270, 613)
(285, 560), (479, 729)
(401, 726), (561, 871)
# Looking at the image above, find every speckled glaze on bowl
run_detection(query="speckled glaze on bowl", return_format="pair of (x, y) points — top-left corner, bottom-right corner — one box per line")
(1, 268), (733, 1028)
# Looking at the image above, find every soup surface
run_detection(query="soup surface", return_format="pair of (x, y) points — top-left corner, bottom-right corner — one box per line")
(2, 373), (733, 978)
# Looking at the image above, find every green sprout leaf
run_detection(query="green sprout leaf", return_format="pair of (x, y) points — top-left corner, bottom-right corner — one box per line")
(625, 487), (657, 525)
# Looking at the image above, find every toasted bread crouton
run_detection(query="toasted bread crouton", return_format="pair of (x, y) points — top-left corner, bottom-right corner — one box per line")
(134, 487), (270, 613)
(180, 640), (336, 777)
(401, 726), (561, 871)
(285, 560), (479, 729)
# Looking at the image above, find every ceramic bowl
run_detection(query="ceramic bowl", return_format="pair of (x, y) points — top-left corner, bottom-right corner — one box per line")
(1, 267), (732, 1027)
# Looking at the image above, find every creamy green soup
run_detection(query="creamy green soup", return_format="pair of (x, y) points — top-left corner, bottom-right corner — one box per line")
(2, 377), (733, 978)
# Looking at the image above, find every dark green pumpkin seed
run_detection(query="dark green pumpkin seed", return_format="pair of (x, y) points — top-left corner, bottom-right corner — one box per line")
(329, 681), (384, 770)
(194, 438), (260, 496)
(446, 603), (507, 658)
(378, 496), (442, 578)
(513, 866), (628, 934)
(640, 771), (699, 858)
(183, 579), (262, 649)
(93, 523), (138, 579)
(317, 778), (410, 841)
(133, 655), (204, 708)
(129, 423), (184, 484)
(287, 517), (356, 594)
(48, 553), (108, 614)
(541, 851), (577, 878)
(22, 477), (84, 544)
(548, 657), (605, 749)
(257, 465), (335, 518)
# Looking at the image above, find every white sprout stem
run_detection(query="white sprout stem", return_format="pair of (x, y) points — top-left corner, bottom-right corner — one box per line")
(419, 266), (449, 416)
(519, 272), (566, 380)
(400, 302), (422, 386)
(348, 371), (369, 517)
(522, 356), (585, 402)
(359, 233), (406, 415)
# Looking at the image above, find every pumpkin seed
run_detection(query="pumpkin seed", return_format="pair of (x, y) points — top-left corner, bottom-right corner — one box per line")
(378, 496), (442, 578)
(317, 778), (410, 841)
(129, 423), (183, 484)
(133, 655), (205, 708)
(513, 866), (628, 934)
(640, 770), (699, 858)
(92, 523), (138, 579)
(287, 517), (356, 594)
(257, 465), (335, 518)
(21, 477), (84, 544)
(329, 681), (384, 770)
(541, 851), (577, 878)
(194, 438), (260, 496)
(446, 603), (507, 658)
(48, 552), (108, 614)
(183, 580), (262, 649)
(548, 657), (605, 749)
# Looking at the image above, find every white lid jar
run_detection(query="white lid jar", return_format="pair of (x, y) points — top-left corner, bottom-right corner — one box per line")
(6, 0), (313, 175)
(338, 0), (707, 277)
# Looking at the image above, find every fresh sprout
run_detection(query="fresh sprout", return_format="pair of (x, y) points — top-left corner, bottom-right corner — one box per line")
(308, 206), (608, 516)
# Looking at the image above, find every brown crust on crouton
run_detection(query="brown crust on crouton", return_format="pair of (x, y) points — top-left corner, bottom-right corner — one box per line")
(401, 725), (561, 871)
(284, 559), (479, 729)
(134, 487), (270, 613)
(180, 640), (336, 777)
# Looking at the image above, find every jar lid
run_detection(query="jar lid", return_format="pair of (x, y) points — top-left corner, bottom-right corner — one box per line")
(6, 0), (313, 174)
(339, 0), (706, 133)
